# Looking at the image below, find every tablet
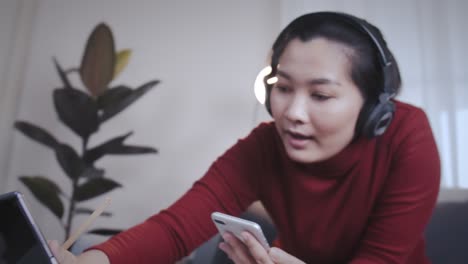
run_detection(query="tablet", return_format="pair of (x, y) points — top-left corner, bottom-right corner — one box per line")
(0, 191), (58, 264)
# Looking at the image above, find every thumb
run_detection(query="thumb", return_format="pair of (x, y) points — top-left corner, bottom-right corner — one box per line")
(268, 247), (305, 264)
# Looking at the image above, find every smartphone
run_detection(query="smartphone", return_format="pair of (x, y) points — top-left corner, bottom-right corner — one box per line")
(211, 212), (270, 250)
(0, 191), (58, 264)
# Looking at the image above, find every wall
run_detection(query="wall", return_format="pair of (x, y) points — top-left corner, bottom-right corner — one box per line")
(0, 1), (38, 193)
(0, 1), (18, 188)
(2, 0), (279, 241)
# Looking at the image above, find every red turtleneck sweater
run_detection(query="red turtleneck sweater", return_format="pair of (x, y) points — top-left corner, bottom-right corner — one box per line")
(90, 101), (440, 263)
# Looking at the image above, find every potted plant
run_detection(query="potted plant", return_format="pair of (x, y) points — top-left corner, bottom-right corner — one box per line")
(14, 22), (159, 241)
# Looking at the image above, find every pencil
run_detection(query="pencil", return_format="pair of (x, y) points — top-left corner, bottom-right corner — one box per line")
(62, 197), (112, 250)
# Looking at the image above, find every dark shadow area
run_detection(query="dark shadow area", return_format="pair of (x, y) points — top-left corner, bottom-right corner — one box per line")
(425, 201), (468, 264)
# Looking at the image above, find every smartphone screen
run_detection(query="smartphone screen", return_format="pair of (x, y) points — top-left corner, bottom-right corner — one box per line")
(0, 192), (57, 264)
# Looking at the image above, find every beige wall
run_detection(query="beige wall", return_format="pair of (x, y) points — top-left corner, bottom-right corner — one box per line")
(1, 0), (279, 241)
(0, 1), (38, 192)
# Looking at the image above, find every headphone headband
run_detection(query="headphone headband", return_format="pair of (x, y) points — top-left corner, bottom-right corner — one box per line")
(312, 12), (396, 96)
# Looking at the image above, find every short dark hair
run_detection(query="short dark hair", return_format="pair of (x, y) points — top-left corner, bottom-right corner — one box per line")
(264, 12), (401, 136)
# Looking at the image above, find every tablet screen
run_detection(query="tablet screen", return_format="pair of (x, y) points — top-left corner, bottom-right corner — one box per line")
(0, 192), (56, 264)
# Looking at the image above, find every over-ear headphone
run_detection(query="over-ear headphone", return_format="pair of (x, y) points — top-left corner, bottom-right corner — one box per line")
(265, 12), (398, 138)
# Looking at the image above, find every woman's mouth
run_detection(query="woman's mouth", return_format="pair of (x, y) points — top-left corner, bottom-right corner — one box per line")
(285, 131), (314, 149)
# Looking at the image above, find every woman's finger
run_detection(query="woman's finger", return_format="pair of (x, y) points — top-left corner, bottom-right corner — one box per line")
(241, 232), (273, 264)
(221, 232), (255, 263)
(219, 241), (234, 258)
(268, 247), (306, 264)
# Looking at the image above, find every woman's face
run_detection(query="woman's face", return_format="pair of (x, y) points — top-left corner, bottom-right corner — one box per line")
(270, 37), (365, 163)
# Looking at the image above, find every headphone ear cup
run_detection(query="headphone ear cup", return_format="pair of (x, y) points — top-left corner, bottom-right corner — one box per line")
(362, 100), (395, 138)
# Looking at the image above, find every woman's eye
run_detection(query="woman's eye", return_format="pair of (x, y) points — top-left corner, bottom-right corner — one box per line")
(311, 93), (330, 101)
(275, 85), (291, 93)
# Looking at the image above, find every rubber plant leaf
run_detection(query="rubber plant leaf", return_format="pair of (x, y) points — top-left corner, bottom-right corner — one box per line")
(53, 87), (99, 139)
(113, 49), (131, 80)
(83, 132), (132, 163)
(74, 207), (112, 217)
(19, 176), (64, 219)
(80, 23), (115, 97)
(83, 132), (157, 163)
(80, 166), (105, 179)
(96, 85), (132, 110)
(14, 121), (59, 150)
(53, 57), (72, 89)
(74, 177), (122, 202)
(98, 80), (159, 123)
(54, 143), (87, 180)
(87, 228), (123, 236)
(107, 145), (158, 155)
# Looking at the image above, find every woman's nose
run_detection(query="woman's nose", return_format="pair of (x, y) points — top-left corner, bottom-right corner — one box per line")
(285, 94), (308, 123)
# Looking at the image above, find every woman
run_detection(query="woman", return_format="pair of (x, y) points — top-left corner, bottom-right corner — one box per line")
(50, 11), (440, 264)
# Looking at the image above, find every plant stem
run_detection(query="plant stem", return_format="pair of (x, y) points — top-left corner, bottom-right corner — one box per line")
(83, 137), (88, 153)
(65, 179), (78, 240)
(64, 136), (89, 241)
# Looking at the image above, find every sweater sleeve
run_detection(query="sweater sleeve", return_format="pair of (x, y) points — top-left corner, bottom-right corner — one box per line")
(87, 124), (270, 264)
(350, 108), (440, 263)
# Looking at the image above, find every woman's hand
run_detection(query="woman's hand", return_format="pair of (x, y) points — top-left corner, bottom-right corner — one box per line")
(219, 232), (305, 264)
(48, 240), (78, 264)
(48, 240), (110, 264)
